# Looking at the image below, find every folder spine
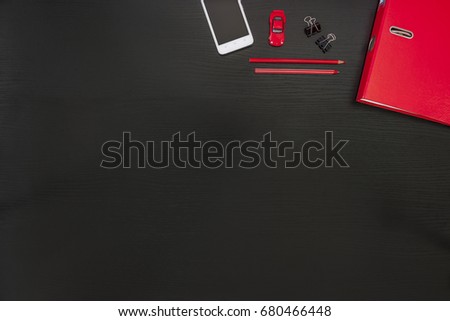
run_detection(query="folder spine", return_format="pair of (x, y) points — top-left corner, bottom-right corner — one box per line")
(357, 0), (388, 103)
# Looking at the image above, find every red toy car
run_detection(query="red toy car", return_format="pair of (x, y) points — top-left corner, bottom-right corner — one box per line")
(269, 10), (286, 47)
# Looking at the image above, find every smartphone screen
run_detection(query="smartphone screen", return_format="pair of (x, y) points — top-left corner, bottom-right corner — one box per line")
(203, 0), (249, 45)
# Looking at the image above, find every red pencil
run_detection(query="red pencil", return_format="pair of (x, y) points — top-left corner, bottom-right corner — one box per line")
(250, 58), (345, 65)
(254, 68), (339, 75)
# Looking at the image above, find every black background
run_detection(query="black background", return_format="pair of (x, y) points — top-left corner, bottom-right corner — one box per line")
(1, 0), (450, 300)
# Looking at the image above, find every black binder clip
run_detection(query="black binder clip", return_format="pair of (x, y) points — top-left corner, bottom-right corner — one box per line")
(304, 16), (321, 37)
(316, 33), (336, 53)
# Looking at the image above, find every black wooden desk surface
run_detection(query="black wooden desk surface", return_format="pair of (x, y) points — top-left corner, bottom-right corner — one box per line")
(1, 0), (449, 300)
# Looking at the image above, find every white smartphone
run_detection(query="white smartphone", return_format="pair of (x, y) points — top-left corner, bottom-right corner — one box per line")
(201, 0), (254, 55)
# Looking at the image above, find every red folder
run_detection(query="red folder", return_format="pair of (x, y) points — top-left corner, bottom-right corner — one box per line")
(357, 0), (450, 126)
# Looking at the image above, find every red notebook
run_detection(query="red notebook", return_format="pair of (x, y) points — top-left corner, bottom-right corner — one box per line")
(357, 0), (450, 126)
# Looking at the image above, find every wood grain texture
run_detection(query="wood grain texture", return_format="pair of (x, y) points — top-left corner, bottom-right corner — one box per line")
(0, 0), (449, 300)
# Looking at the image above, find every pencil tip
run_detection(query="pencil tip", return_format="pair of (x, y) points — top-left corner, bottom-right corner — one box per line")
(335, 71), (340, 74)
(338, 60), (345, 64)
